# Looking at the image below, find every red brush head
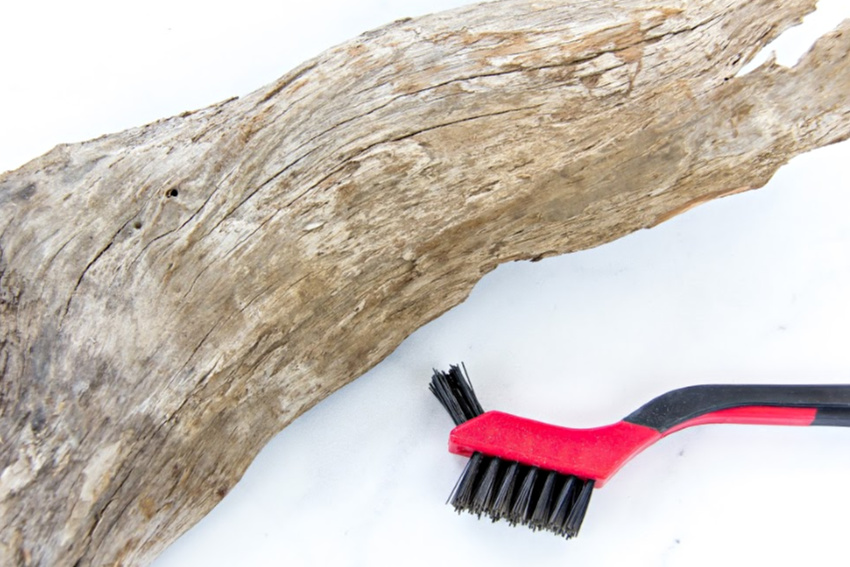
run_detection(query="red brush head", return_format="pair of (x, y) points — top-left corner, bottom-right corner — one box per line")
(448, 411), (661, 488)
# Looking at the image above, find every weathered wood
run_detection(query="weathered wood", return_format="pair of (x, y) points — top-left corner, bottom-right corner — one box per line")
(1, 0), (848, 564)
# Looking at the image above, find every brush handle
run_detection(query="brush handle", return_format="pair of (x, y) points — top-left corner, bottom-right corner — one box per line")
(448, 384), (850, 487)
(623, 384), (850, 433)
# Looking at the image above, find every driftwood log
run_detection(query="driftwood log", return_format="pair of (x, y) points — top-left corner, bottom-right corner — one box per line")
(1, 0), (849, 564)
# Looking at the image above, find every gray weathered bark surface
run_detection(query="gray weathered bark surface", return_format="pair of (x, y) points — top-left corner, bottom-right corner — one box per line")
(1, 0), (849, 564)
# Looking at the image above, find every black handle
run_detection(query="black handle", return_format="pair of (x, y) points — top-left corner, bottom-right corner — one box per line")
(622, 384), (850, 433)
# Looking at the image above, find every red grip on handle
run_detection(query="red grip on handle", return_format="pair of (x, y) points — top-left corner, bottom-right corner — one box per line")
(449, 406), (818, 487)
(663, 405), (817, 434)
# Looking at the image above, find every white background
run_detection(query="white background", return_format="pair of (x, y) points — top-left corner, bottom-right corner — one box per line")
(2, 1), (850, 566)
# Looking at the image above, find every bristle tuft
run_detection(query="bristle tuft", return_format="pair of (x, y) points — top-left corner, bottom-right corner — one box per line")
(530, 471), (558, 530)
(429, 363), (484, 425)
(449, 452), (484, 512)
(471, 457), (501, 517)
(563, 479), (595, 536)
(445, 455), (595, 539)
(490, 461), (519, 522)
(509, 466), (538, 525)
(549, 476), (579, 534)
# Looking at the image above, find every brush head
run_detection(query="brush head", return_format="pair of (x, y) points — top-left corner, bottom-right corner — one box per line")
(429, 364), (595, 539)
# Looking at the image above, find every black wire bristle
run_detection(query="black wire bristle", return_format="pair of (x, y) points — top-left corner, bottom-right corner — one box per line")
(470, 457), (501, 517)
(549, 475), (580, 533)
(429, 363), (484, 426)
(431, 364), (595, 539)
(507, 466), (536, 525)
(530, 470), (559, 530)
(563, 479), (595, 536)
(447, 457), (595, 538)
(449, 452), (484, 512)
(490, 461), (519, 522)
